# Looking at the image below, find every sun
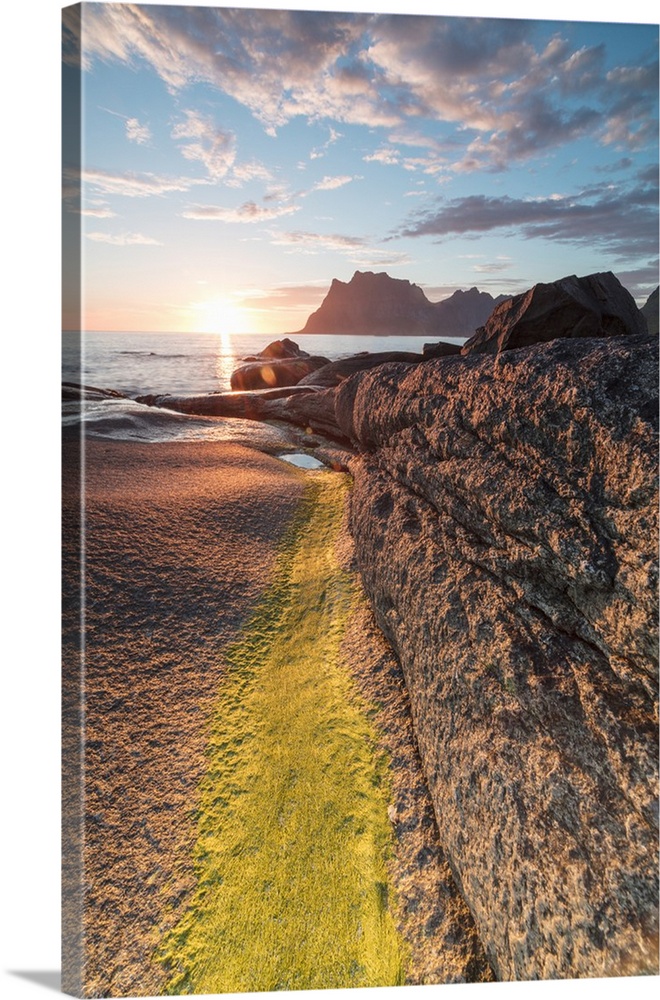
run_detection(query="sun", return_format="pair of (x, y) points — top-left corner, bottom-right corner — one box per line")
(196, 297), (250, 338)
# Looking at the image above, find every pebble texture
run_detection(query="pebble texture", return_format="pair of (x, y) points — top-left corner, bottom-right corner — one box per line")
(335, 334), (659, 980)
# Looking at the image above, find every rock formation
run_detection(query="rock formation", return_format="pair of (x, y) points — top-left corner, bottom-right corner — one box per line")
(295, 271), (506, 337)
(422, 341), (464, 359)
(334, 333), (659, 980)
(462, 272), (647, 355)
(230, 355), (330, 390)
(298, 350), (428, 388)
(641, 287), (659, 336)
(62, 382), (127, 402)
(136, 385), (347, 442)
(256, 337), (309, 359)
(433, 287), (509, 338)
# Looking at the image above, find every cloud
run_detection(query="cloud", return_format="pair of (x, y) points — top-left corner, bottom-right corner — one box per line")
(399, 179), (659, 262)
(74, 4), (372, 130)
(74, 166), (203, 198)
(312, 175), (356, 191)
(182, 201), (300, 223)
(595, 157), (634, 174)
(229, 161), (273, 185)
(125, 117), (152, 144)
(86, 231), (162, 245)
(473, 258), (514, 273)
(364, 147), (400, 165)
(100, 107), (153, 145)
(601, 61), (660, 150)
(615, 263), (660, 302)
(271, 231), (363, 252)
(171, 110), (236, 179)
(270, 229), (410, 268)
(81, 205), (117, 219)
(237, 280), (331, 314)
(367, 18), (657, 169)
(310, 126), (342, 160)
(74, 6), (658, 172)
(181, 172), (360, 224)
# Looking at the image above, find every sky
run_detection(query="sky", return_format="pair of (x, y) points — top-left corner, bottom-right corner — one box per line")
(62, 1), (659, 335)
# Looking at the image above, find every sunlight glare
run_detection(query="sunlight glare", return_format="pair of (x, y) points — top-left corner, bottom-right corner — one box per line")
(197, 298), (249, 338)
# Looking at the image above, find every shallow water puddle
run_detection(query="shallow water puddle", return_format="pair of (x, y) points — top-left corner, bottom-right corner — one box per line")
(278, 451), (325, 469)
(158, 472), (405, 994)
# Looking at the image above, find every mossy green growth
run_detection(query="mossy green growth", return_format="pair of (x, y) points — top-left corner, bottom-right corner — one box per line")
(158, 472), (406, 994)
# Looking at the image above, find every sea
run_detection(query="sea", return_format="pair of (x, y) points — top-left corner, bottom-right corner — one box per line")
(62, 330), (465, 446)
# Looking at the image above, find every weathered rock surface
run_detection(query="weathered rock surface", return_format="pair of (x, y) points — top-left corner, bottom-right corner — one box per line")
(298, 350), (427, 387)
(422, 341), (463, 359)
(136, 384), (317, 416)
(62, 381), (127, 402)
(641, 287), (659, 336)
(295, 270), (506, 337)
(336, 334), (659, 980)
(137, 385), (347, 442)
(230, 355), (330, 390)
(462, 272), (648, 355)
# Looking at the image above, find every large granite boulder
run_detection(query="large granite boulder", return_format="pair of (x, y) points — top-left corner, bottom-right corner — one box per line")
(462, 272), (648, 355)
(230, 355), (330, 390)
(336, 333), (658, 980)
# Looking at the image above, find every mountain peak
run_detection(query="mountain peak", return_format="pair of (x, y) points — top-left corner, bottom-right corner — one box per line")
(296, 271), (505, 337)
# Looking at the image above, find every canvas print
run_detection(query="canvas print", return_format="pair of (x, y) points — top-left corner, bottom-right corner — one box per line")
(61, 2), (659, 997)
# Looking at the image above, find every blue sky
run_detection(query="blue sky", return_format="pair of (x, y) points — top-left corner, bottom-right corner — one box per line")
(62, 1), (659, 333)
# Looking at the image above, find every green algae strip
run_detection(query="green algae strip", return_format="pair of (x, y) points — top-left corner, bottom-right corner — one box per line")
(158, 472), (406, 994)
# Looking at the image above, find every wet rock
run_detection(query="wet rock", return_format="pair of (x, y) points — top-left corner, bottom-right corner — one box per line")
(62, 382), (127, 401)
(136, 384), (347, 443)
(136, 384), (318, 418)
(462, 272), (648, 355)
(336, 333), (659, 980)
(255, 337), (310, 360)
(298, 351), (427, 388)
(230, 355), (330, 390)
(257, 387), (345, 441)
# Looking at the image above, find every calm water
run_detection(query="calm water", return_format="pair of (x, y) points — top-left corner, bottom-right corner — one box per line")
(62, 330), (464, 443)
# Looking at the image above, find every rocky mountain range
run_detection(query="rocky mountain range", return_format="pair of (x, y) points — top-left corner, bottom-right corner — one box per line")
(641, 286), (659, 334)
(293, 270), (508, 338)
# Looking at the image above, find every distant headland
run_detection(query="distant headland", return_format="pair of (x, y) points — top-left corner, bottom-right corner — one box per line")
(289, 270), (509, 338)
